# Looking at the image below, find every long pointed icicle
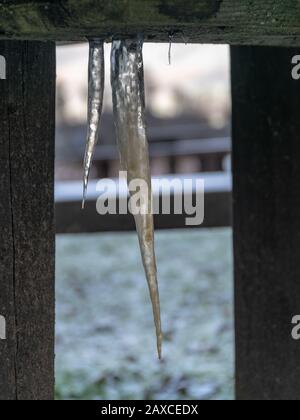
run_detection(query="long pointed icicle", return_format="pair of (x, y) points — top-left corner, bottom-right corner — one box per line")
(82, 39), (105, 208)
(111, 39), (163, 359)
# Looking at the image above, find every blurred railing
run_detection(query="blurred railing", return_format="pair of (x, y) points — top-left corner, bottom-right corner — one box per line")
(91, 136), (231, 177)
(56, 120), (232, 233)
(56, 119), (231, 177)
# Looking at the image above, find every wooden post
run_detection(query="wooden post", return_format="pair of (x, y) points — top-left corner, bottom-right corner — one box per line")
(0, 41), (55, 400)
(231, 46), (300, 400)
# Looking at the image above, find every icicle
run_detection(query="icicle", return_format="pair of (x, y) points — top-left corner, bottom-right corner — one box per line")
(181, 31), (188, 45)
(111, 39), (163, 359)
(82, 39), (105, 209)
(168, 35), (173, 65)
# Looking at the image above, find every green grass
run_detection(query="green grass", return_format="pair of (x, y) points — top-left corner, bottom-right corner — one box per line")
(55, 228), (234, 400)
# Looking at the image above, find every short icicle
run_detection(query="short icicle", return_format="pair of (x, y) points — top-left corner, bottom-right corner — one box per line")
(111, 39), (163, 359)
(168, 35), (173, 65)
(82, 39), (105, 209)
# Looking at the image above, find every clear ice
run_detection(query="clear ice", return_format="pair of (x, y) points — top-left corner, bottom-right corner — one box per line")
(111, 39), (163, 359)
(83, 39), (105, 208)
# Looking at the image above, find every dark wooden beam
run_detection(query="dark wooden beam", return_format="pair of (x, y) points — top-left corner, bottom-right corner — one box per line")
(231, 46), (300, 400)
(0, 1), (300, 45)
(0, 41), (55, 400)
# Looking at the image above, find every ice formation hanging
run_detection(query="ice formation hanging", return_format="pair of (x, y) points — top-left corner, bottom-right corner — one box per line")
(83, 38), (163, 359)
(83, 39), (105, 208)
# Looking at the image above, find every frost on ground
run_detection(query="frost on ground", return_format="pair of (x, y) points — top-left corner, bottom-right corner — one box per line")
(55, 228), (234, 400)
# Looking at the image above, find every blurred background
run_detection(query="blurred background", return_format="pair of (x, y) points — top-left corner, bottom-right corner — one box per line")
(55, 43), (234, 400)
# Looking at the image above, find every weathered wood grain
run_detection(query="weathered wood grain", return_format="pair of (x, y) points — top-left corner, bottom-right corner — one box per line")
(232, 46), (300, 400)
(0, 0), (300, 45)
(0, 41), (55, 400)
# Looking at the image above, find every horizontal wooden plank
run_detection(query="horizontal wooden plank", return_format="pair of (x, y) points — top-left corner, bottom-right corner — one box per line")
(92, 137), (231, 161)
(1, 1), (300, 45)
(55, 172), (232, 233)
(61, 137), (231, 164)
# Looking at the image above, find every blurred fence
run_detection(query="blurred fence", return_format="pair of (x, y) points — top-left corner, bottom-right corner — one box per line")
(55, 118), (232, 233)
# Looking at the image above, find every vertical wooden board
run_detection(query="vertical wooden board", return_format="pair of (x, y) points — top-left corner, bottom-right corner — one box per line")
(0, 41), (55, 400)
(231, 46), (300, 400)
(0, 43), (15, 400)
